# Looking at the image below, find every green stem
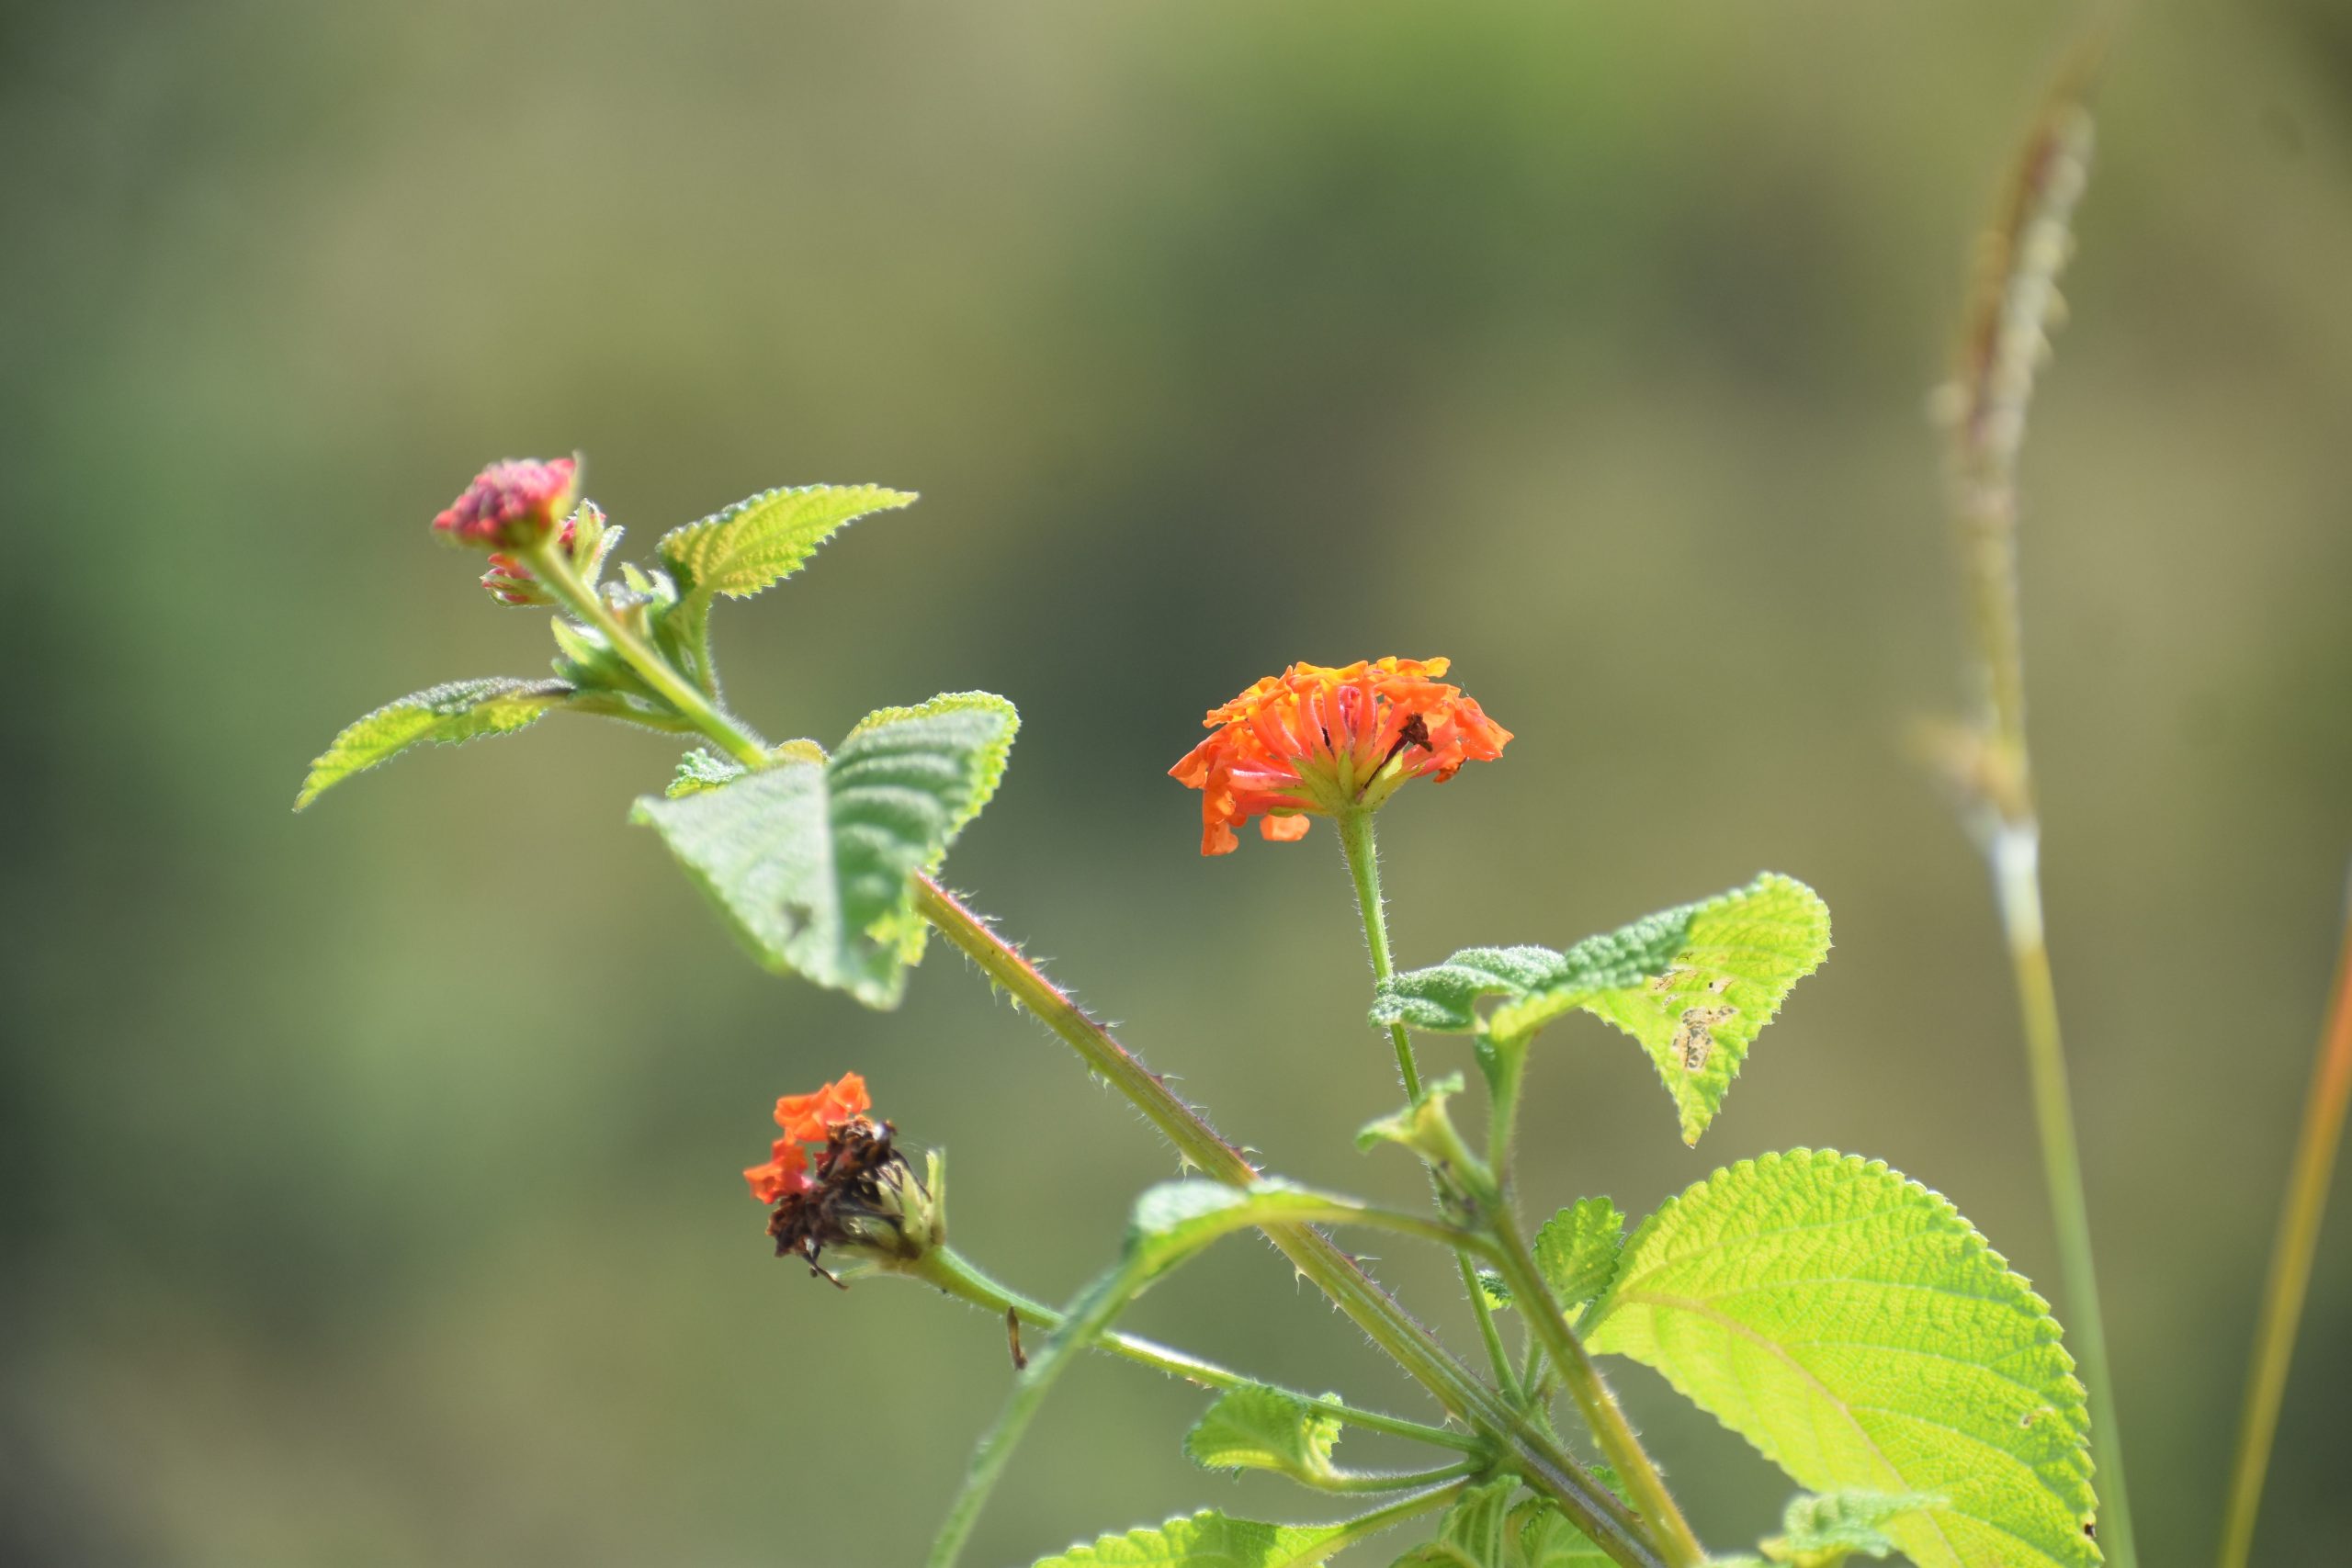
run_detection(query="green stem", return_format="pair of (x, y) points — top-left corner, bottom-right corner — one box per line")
(2218, 863), (2352, 1568)
(1989, 825), (2136, 1565)
(1481, 1211), (1706, 1568)
(909, 1246), (1482, 1450)
(1336, 807), (1526, 1406)
(525, 539), (773, 770)
(1338, 807), (1422, 1100)
(911, 874), (1672, 1568)
(1486, 1042), (1532, 1199)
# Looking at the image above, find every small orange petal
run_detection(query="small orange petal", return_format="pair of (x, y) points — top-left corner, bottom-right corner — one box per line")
(1260, 815), (1311, 841)
(745, 1139), (809, 1203)
(774, 1071), (876, 1140)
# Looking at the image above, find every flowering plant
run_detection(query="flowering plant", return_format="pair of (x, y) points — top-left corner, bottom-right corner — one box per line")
(298, 448), (2109, 1568)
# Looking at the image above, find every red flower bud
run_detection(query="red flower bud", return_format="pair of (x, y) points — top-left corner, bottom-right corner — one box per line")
(432, 457), (579, 550)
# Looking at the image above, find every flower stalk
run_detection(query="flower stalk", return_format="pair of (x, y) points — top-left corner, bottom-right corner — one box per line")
(1930, 46), (2137, 1567)
(1337, 807), (1522, 1404)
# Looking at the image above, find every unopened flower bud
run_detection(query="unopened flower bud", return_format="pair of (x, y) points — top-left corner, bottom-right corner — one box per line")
(432, 457), (579, 550)
(477, 515), (583, 607)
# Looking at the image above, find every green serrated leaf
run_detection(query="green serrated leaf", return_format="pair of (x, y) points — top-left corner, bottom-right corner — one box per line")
(664, 740), (826, 799)
(1476, 1269), (1512, 1311)
(1583, 1150), (2098, 1568)
(1761, 1489), (1947, 1567)
(1031, 1506), (1409, 1568)
(654, 482), (916, 687)
(1371, 874), (1830, 1144)
(667, 748), (746, 798)
(1389, 1479), (1519, 1568)
(1532, 1197), (1624, 1319)
(1184, 1386), (1344, 1485)
(295, 677), (570, 810)
(1505, 1499), (1612, 1568)
(630, 693), (1016, 1008)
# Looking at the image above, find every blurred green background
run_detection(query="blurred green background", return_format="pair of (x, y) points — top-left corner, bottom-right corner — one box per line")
(5, 2), (2349, 1563)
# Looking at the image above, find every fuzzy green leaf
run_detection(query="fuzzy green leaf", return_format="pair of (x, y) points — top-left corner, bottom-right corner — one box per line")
(1031, 1506), (1411, 1568)
(655, 482), (916, 686)
(666, 748), (745, 798)
(1504, 1500), (1611, 1568)
(663, 740), (826, 799)
(1533, 1197), (1625, 1319)
(1583, 1150), (2098, 1568)
(1391, 1480), (1516, 1568)
(1761, 1490), (1947, 1567)
(630, 693), (1016, 1007)
(295, 677), (570, 810)
(1184, 1386), (1345, 1485)
(1371, 874), (1830, 1144)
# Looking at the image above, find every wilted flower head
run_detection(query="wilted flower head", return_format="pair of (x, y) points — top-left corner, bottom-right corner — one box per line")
(745, 1074), (935, 1280)
(432, 457), (578, 550)
(1170, 658), (1510, 855)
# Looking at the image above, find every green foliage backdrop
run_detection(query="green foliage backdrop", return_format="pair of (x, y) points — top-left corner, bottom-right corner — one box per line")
(2, 2), (2348, 1564)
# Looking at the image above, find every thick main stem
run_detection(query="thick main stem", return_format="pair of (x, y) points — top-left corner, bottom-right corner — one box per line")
(2217, 864), (2352, 1568)
(1483, 1213), (1706, 1568)
(1336, 808), (1524, 1404)
(912, 874), (1672, 1568)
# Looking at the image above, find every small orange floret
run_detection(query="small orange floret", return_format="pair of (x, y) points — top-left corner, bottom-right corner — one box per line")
(1169, 658), (1511, 855)
(744, 1138), (809, 1204)
(773, 1072), (871, 1142)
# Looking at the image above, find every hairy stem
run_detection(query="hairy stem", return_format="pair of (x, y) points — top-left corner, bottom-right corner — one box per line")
(525, 539), (772, 769)
(913, 874), (1673, 1568)
(1336, 807), (1527, 1404)
(2218, 863), (2352, 1568)
(1338, 807), (1423, 1101)
(1480, 1211), (1706, 1568)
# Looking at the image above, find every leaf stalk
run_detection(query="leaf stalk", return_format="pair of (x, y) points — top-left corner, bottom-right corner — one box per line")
(904, 1246), (1484, 1451)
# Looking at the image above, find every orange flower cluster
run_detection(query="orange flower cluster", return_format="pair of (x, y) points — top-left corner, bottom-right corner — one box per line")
(744, 1072), (871, 1203)
(1169, 659), (1511, 855)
